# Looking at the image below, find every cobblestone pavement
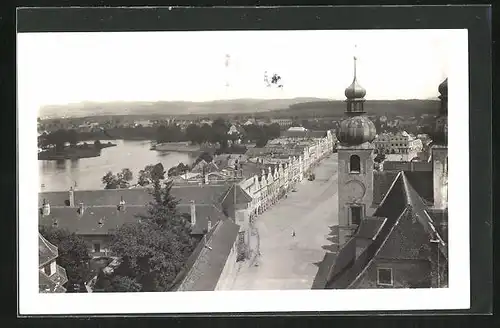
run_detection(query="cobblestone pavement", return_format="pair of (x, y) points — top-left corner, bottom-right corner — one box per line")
(219, 153), (339, 290)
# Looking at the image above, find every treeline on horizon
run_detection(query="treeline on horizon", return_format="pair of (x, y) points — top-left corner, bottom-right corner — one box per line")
(39, 99), (439, 122)
(38, 118), (282, 150)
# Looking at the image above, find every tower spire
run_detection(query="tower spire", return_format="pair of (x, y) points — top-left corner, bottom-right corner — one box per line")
(353, 44), (358, 82)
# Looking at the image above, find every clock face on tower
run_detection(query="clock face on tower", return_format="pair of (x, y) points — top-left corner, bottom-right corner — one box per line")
(345, 180), (366, 201)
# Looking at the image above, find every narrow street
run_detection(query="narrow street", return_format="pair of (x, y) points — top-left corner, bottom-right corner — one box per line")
(220, 153), (339, 290)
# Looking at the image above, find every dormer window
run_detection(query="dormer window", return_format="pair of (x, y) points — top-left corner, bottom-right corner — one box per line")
(349, 155), (361, 173)
(43, 264), (52, 276)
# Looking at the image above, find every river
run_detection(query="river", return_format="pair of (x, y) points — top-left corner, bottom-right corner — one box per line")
(38, 140), (195, 192)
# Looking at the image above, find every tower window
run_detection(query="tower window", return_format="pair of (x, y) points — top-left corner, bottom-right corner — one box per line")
(349, 155), (361, 173)
(350, 206), (362, 225)
(377, 268), (393, 286)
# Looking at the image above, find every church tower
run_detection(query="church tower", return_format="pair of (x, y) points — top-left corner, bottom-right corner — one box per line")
(431, 78), (448, 209)
(336, 50), (377, 246)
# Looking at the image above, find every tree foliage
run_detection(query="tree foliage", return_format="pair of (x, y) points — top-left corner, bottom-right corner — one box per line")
(38, 129), (80, 151)
(39, 225), (92, 292)
(105, 180), (197, 292)
(102, 168), (133, 189)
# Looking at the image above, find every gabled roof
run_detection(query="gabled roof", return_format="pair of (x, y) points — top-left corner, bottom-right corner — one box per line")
(326, 171), (447, 289)
(173, 219), (241, 291)
(219, 184), (253, 205)
(372, 170), (433, 206)
(39, 233), (58, 266)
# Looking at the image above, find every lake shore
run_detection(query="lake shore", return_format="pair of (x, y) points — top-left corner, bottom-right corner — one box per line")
(38, 143), (117, 160)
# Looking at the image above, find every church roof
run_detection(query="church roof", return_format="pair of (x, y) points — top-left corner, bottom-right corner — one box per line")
(325, 171), (447, 289)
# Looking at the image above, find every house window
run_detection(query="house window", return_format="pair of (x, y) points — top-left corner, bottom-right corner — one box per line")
(349, 155), (361, 173)
(94, 243), (101, 253)
(350, 206), (362, 225)
(43, 264), (52, 276)
(377, 268), (393, 286)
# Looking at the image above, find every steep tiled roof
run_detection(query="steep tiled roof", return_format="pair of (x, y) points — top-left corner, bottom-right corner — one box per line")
(426, 209), (448, 242)
(39, 205), (146, 235)
(373, 170), (433, 205)
(403, 171), (434, 204)
(40, 203), (228, 237)
(39, 184), (232, 208)
(219, 184), (253, 205)
(356, 217), (386, 240)
(326, 171), (447, 289)
(372, 171), (399, 205)
(39, 233), (58, 266)
(174, 219), (240, 291)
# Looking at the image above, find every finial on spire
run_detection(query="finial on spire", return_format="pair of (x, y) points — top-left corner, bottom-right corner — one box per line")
(353, 44), (358, 81)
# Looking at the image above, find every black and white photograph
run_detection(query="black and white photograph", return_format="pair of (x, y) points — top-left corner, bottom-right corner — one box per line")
(17, 16), (473, 314)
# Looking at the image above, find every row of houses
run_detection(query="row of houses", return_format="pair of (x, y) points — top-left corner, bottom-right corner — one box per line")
(38, 130), (336, 292)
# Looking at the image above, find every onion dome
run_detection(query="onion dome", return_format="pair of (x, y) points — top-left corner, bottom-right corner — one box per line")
(438, 78), (448, 98)
(344, 55), (366, 100)
(430, 78), (448, 145)
(336, 116), (377, 146)
(345, 79), (366, 99)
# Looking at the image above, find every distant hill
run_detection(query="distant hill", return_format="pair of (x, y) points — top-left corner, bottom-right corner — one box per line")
(38, 98), (329, 118)
(39, 98), (440, 120)
(264, 99), (440, 118)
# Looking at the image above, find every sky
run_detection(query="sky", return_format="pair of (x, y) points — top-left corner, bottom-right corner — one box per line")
(17, 29), (454, 112)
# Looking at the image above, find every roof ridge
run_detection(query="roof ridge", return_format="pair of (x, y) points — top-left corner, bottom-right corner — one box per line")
(347, 206), (410, 288)
(374, 171), (403, 210)
(401, 172), (446, 246)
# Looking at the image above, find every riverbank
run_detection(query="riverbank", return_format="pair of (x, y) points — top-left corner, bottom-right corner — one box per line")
(151, 142), (219, 154)
(38, 143), (117, 160)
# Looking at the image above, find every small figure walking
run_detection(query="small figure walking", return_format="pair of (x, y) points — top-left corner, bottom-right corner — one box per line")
(292, 229), (296, 237)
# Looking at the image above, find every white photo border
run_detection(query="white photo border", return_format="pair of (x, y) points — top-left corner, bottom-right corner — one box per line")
(17, 29), (470, 315)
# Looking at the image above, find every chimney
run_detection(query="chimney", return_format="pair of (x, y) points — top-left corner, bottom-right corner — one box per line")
(190, 200), (196, 227)
(78, 202), (85, 215)
(42, 199), (50, 216)
(69, 187), (75, 207)
(118, 196), (125, 210)
(207, 219), (212, 231)
(204, 174), (209, 184)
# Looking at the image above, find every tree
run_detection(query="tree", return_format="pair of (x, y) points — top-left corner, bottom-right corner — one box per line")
(107, 180), (197, 292)
(211, 118), (230, 148)
(96, 275), (142, 292)
(151, 163), (165, 181)
(39, 225), (92, 292)
(67, 129), (79, 146)
(374, 153), (386, 164)
(120, 168), (133, 182)
(102, 171), (119, 189)
(102, 168), (133, 189)
(185, 124), (202, 145)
